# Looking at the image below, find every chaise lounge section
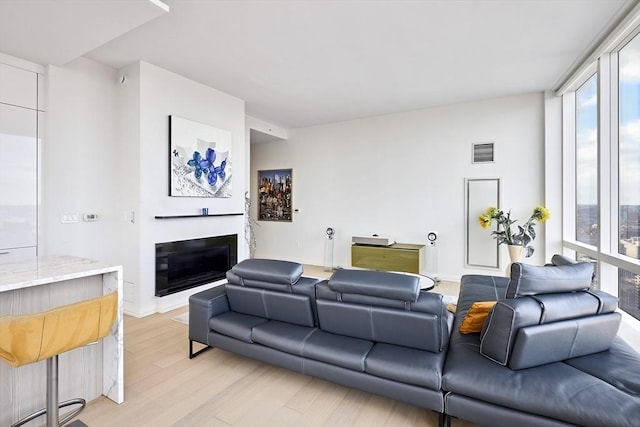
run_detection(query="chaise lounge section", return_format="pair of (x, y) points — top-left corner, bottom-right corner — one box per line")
(443, 256), (640, 427)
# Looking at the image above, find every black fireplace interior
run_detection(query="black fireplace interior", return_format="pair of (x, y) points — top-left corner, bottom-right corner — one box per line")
(155, 234), (237, 297)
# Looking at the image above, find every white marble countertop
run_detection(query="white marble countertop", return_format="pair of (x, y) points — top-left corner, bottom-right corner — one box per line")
(0, 254), (121, 293)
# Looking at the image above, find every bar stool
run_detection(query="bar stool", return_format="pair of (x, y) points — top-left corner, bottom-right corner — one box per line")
(0, 291), (118, 427)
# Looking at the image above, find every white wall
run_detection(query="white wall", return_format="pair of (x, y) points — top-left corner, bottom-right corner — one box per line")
(251, 93), (546, 280)
(116, 62), (141, 307)
(44, 57), (126, 264)
(133, 62), (246, 316)
(44, 58), (246, 316)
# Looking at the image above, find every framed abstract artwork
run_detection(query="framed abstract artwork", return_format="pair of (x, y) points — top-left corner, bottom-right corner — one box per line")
(169, 115), (232, 197)
(258, 169), (292, 221)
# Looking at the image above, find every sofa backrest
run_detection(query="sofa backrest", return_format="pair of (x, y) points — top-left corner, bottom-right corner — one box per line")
(481, 262), (621, 369)
(315, 269), (452, 353)
(506, 261), (594, 298)
(227, 258), (304, 291)
(224, 258), (319, 327)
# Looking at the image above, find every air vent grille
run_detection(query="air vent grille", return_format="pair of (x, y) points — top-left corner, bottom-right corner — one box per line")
(473, 142), (494, 164)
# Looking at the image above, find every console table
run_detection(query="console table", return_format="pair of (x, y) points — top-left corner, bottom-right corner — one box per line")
(351, 243), (425, 274)
(0, 255), (124, 426)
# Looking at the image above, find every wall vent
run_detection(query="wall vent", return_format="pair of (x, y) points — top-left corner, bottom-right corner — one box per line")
(472, 142), (494, 164)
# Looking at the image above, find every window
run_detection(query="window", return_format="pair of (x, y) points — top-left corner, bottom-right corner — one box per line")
(561, 20), (640, 332)
(618, 34), (640, 260)
(577, 253), (599, 290)
(576, 75), (599, 246)
(618, 33), (640, 320)
(619, 267), (640, 320)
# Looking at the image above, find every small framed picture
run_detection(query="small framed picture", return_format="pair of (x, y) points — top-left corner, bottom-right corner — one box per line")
(258, 169), (292, 221)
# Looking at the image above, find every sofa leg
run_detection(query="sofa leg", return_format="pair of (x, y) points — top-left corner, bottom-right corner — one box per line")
(189, 340), (211, 359)
(437, 412), (451, 427)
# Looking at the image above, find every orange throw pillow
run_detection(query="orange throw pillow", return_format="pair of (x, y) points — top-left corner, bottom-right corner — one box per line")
(459, 301), (496, 334)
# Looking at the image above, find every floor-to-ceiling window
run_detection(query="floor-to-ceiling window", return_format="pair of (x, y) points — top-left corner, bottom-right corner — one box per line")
(561, 21), (640, 330)
(618, 33), (640, 320)
(576, 74), (599, 247)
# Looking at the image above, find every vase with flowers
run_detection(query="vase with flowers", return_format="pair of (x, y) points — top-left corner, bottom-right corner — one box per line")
(479, 206), (550, 272)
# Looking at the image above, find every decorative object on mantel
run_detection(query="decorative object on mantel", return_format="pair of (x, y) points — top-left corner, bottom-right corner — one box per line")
(479, 206), (550, 274)
(169, 115), (232, 198)
(258, 169), (292, 221)
(245, 191), (259, 258)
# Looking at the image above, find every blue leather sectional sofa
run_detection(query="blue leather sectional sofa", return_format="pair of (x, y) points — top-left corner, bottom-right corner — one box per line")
(189, 257), (640, 427)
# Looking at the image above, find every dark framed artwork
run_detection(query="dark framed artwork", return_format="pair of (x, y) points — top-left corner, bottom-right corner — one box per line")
(258, 169), (292, 221)
(169, 115), (232, 197)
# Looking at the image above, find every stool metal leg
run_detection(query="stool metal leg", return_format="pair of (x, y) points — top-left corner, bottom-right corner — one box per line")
(10, 355), (86, 427)
(47, 356), (58, 427)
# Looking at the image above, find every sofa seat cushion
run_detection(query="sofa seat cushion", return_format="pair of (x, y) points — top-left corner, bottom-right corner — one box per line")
(302, 329), (373, 372)
(564, 336), (640, 396)
(251, 321), (316, 356)
(209, 311), (268, 343)
(366, 343), (444, 390)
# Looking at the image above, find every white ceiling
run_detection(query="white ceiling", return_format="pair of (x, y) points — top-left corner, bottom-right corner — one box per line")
(0, 0), (637, 129)
(0, 0), (168, 66)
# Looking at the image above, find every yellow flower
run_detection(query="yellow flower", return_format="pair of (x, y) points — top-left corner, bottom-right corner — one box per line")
(532, 206), (550, 222)
(478, 214), (492, 229)
(485, 206), (500, 218)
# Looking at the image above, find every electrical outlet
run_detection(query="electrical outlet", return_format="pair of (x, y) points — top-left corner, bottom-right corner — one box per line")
(61, 213), (79, 223)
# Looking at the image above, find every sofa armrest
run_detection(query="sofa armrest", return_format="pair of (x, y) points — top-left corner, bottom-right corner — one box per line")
(189, 286), (229, 347)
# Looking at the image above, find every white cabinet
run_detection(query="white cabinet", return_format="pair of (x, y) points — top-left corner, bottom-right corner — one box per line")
(0, 104), (38, 250)
(0, 247), (37, 260)
(0, 62), (40, 259)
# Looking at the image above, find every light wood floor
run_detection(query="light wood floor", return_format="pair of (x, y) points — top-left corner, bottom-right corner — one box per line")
(70, 309), (478, 427)
(70, 268), (478, 427)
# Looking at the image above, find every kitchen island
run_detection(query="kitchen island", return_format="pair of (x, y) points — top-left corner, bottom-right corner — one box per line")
(0, 255), (123, 426)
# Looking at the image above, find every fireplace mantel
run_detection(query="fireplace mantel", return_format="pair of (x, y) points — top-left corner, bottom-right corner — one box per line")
(155, 213), (243, 219)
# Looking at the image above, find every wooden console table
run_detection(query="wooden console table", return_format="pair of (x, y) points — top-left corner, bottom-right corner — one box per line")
(351, 243), (425, 274)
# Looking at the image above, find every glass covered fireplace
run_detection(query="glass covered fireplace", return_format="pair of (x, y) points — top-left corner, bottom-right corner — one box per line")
(155, 234), (237, 297)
